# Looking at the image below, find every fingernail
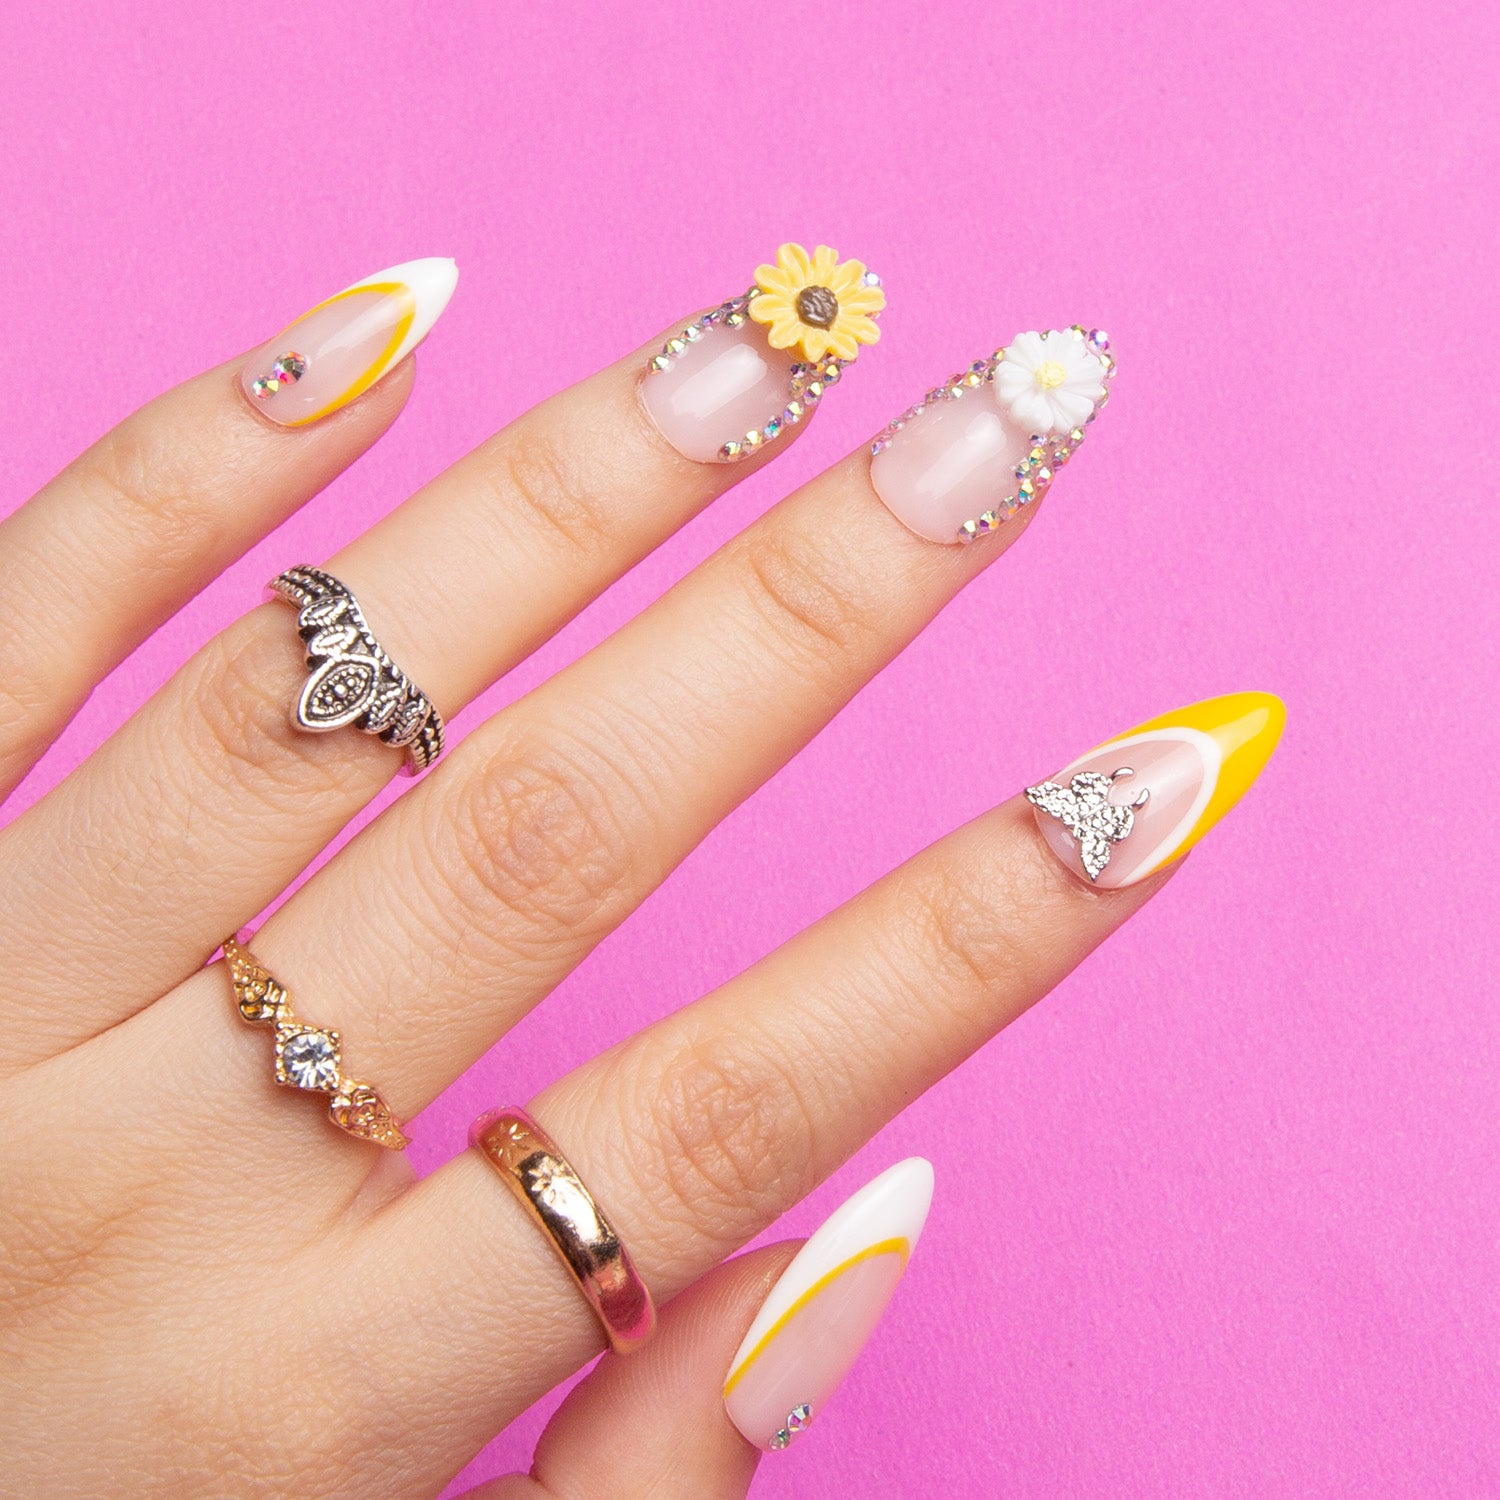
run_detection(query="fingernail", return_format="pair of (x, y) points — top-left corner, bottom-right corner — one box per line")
(1025, 692), (1286, 889)
(640, 242), (884, 465)
(723, 1157), (932, 1453)
(240, 257), (459, 427)
(870, 326), (1116, 544)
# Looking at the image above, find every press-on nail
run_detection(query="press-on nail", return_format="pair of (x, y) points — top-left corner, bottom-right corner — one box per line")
(240, 257), (458, 427)
(1025, 692), (1285, 888)
(722, 1158), (932, 1453)
(640, 316), (805, 464)
(640, 243), (884, 465)
(870, 327), (1115, 544)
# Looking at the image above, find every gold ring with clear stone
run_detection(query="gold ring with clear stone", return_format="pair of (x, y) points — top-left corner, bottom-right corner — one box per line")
(221, 934), (408, 1150)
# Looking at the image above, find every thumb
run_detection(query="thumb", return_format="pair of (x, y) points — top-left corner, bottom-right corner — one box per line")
(463, 1244), (796, 1500)
(464, 1156), (933, 1500)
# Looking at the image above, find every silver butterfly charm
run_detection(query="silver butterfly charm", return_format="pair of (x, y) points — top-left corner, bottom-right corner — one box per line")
(1024, 767), (1150, 881)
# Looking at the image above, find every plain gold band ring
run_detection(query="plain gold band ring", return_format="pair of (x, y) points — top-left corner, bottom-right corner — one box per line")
(469, 1107), (656, 1354)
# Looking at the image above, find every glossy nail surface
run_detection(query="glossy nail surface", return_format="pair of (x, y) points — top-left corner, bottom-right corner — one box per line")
(870, 327), (1114, 544)
(640, 315), (805, 464)
(723, 1158), (932, 1453)
(641, 245), (882, 465)
(1025, 692), (1285, 889)
(240, 257), (458, 427)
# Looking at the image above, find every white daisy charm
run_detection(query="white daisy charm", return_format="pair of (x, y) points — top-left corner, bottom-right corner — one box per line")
(994, 328), (1107, 436)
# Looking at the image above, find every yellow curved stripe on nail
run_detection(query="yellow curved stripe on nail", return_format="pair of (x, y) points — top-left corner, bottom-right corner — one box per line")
(1101, 691), (1285, 873)
(722, 1237), (909, 1398)
(282, 280), (417, 427)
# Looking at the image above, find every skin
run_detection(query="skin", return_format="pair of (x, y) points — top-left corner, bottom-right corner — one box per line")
(0, 309), (1170, 1498)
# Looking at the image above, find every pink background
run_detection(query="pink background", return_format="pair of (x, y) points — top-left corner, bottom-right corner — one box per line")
(1, 2), (1495, 1494)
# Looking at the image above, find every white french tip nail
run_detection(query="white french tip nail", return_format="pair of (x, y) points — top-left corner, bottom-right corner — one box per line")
(240, 256), (459, 427)
(354, 257), (460, 366)
(723, 1158), (934, 1452)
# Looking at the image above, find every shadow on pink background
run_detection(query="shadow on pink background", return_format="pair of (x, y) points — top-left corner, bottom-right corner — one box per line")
(1, 1), (1495, 1494)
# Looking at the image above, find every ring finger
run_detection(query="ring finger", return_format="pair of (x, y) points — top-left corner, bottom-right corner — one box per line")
(0, 246), (852, 1064)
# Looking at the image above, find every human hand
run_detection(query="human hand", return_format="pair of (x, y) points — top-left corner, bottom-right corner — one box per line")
(0, 249), (1281, 1496)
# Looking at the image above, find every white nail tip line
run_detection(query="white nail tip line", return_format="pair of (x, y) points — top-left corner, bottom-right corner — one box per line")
(339, 257), (460, 368)
(725, 1157), (935, 1387)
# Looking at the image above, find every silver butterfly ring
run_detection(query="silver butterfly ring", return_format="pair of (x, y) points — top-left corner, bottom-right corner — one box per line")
(269, 566), (445, 774)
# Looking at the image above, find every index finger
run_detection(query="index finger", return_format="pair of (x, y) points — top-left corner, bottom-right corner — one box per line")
(331, 692), (1283, 1484)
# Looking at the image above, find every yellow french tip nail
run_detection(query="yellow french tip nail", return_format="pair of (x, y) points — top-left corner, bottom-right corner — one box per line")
(722, 1158), (933, 1451)
(1102, 691), (1286, 863)
(1025, 692), (1285, 889)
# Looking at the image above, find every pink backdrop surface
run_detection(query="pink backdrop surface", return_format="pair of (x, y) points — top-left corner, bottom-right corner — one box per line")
(1, 2), (1495, 1494)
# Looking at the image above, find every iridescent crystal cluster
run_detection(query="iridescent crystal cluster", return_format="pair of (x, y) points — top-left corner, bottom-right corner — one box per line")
(769, 1402), (813, 1450)
(250, 351), (307, 400)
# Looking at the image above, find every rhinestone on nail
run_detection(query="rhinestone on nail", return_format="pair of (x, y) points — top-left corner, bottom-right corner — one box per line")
(643, 266), (881, 464)
(770, 1403), (813, 1450)
(869, 329), (1116, 543)
(250, 352), (307, 400)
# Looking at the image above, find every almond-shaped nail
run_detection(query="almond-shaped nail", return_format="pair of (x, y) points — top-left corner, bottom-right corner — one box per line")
(1025, 692), (1286, 888)
(640, 242), (884, 464)
(723, 1158), (932, 1453)
(240, 257), (459, 427)
(870, 326), (1115, 544)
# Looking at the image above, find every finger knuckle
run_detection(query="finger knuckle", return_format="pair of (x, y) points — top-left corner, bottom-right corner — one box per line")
(907, 857), (1033, 1000)
(437, 730), (645, 948)
(630, 1026), (818, 1242)
(736, 524), (880, 669)
(487, 425), (614, 559)
(75, 413), (224, 576)
(178, 616), (349, 806)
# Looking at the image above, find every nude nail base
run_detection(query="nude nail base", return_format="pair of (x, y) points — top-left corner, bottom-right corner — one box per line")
(870, 327), (1115, 545)
(240, 257), (458, 428)
(722, 1158), (933, 1453)
(639, 294), (837, 464)
(639, 243), (884, 465)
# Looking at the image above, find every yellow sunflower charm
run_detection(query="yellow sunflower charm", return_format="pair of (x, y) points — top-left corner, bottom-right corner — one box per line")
(748, 243), (885, 364)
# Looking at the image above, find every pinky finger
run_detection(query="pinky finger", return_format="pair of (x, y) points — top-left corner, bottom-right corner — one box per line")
(0, 257), (456, 798)
(466, 1159), (932, 1500)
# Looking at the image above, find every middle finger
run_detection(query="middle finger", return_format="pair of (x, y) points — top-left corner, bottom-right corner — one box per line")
(192, 323), (1119, 1123)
